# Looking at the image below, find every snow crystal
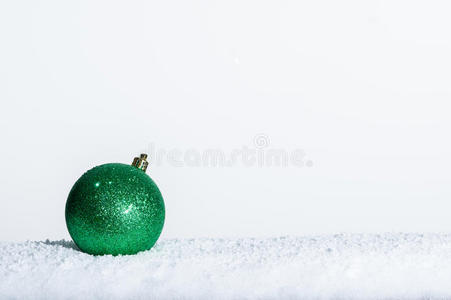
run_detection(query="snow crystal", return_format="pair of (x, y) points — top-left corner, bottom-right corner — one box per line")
(2, 233), (451, 299)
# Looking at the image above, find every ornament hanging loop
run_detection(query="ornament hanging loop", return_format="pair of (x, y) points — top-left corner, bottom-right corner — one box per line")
(132, 153), (149, 172)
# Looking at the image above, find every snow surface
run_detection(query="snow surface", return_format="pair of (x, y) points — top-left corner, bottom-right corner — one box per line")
(2, 233), (451, 299)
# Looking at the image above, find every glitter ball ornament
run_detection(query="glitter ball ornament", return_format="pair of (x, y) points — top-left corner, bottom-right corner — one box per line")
(65, 154), (165, 255)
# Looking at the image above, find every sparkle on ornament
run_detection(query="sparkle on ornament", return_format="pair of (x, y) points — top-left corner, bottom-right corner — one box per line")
(124, 204), (133, 214)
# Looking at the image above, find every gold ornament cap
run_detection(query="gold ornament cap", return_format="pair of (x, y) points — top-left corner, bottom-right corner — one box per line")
(132, 153), (149, 172)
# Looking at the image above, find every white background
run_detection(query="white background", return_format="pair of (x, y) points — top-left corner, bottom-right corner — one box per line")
(0, 0), (450, 241)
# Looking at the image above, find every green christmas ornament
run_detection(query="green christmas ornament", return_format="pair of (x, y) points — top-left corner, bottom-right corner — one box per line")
(65, 154), (165, 255)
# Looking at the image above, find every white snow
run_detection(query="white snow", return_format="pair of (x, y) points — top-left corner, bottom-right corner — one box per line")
(2, 233), (451, 299)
